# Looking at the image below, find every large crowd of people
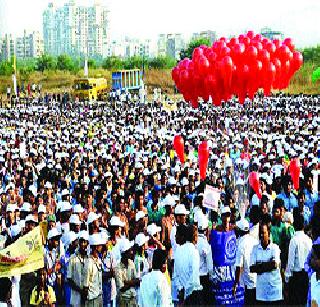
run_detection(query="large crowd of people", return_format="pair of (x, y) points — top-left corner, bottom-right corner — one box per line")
(0, 92), (319, 307)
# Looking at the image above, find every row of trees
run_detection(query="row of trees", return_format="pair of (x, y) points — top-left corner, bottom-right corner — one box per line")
(0, 54), (177, 76)
(1, 39), (319, 77)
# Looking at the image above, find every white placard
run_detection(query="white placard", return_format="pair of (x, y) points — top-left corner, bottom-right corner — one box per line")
(203, 185), (220, 211)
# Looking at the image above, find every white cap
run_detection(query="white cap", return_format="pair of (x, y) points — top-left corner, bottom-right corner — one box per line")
(25, 214), (38, 224)
(135, 211), (146, 222)
(236, 219), (250, 231)
(168, 177), (177, 185)
(120, 239), (134, 253)
(174, 204), (189, 215)
(48, 228), (61, 239)
(221, 206), (231, 215)
(110, 216), (125, 227)
(147, 223), (161, 236)
(61, 189), (70, 196)
(59, 201), (72, 212)
(105, 171), (112, 178)
(78, 230), (89, 241)
(6, 203), (17, 212)
(70, 214), (81, 225)
(20, 202), (31, 212)
(38, 204), (46, 214)
(89, 233), (106, 246)
(87, 212), (101, 224)
(73, 204), (84, 214)
(65, 231), (78, 246)
(135, 233), (149, 246)
(164, 195), (176, 207)
(44, 182), (52, 189)
(181, 177), (189, 186)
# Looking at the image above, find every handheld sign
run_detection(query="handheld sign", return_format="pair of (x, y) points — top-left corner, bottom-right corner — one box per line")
(203, 185), (220, 211)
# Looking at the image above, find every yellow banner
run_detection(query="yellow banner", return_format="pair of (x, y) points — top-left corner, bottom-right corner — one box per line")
(0, 226), (44, 278)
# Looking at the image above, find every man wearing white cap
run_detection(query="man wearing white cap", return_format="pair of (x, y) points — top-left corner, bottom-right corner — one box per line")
(170, 204), (189, 260)
(115, 239), (139, 306)
(83, 233), (106, 306)
(233, 218), (258, 305)
(68, 231), (90, 306)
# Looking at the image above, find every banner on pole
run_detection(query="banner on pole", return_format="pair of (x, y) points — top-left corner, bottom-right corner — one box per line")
(0, 226), (44, 278)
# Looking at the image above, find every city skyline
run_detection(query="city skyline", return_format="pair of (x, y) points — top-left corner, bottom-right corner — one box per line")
(0, 0), (319, 48)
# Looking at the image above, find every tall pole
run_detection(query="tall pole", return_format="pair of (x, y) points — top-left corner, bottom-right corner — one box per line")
(84, 36), (89, 77)
(12, 55), (17, 96)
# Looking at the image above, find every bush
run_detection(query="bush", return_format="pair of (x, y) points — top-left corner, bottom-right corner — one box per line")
(36, 54), (57, 72)
(148, 56), (176, 69)
(0, 61), (14, 76)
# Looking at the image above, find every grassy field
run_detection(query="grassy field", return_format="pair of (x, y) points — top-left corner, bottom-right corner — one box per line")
(0, 63), (319, 96)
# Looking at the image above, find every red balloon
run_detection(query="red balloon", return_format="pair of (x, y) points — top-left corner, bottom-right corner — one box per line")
(291, 51), (303, 71)
(254, 34), (263, 41)
(247, 31), (255, 39)
(283, 38), (295, 51)
(222, 56), (233, 89)
(173, 135), (185, 164)
(290, 158), (300, 190)
(248, 172), (262, 199)
(247, 46), (258, 60)
(198, 141), (209, 181)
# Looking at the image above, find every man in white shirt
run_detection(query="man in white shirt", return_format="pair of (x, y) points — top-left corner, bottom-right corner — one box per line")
(233, 219), (258, 306)
(174, 225), (202, 305)
(250, 222), (283, 304)
(285, 215), (312, 305)
(139, 249), (172, 307)
(67, 231), (89, 306)
(196, 214), (213, 305)
(83, 233), (106, 306)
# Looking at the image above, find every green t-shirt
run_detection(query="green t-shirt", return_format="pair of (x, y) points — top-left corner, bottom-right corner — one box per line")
(271, 222), (286, 246)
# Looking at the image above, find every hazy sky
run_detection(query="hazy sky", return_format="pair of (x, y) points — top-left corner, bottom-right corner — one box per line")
(0, 0), (319, 47)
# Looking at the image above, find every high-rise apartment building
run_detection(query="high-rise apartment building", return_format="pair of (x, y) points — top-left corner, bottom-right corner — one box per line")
(16, 30), (44, 59)
(157, 33), (186, 60)
(192, 30), (216, 45)
(0, 34), (15, 62)
(43, 0), (110, 58)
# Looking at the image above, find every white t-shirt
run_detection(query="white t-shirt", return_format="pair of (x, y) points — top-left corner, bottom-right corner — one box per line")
(251, 243), (282, 302)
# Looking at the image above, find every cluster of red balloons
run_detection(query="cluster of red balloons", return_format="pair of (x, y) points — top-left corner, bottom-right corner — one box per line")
(173, 136), (209, 181)
(172, 31), (303, 107)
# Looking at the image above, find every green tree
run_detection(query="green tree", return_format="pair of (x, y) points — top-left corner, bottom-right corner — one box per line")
(302, 45), (320, 65)
(0, 61), (14, 76)
(88, 59), (97, 69)
(57, 54), (75, 71)
(36, 54), (57, 71)
(148, 56), (176, 69)
(180, 37), (211, 60)
(123, 56), (144, 70)
(102, 56), (124, 70)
